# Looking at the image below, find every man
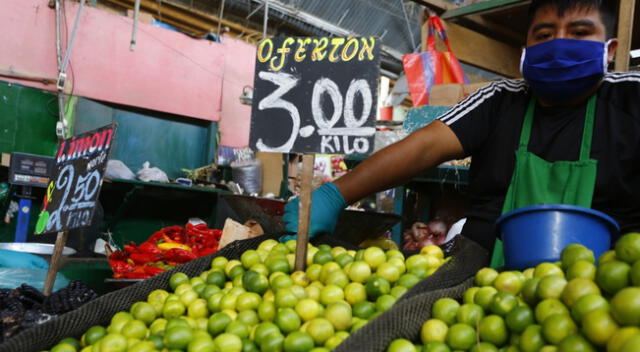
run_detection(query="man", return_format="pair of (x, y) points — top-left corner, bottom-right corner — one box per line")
(283, 0), (640, 260)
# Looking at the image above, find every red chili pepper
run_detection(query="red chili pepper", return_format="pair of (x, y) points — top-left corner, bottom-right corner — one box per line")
(109, 251), (127, 261)
(197, 248), (218, 257)
(109, 259), (134, 273)
(160, 234), (179, 244)
(163, 248), (197, 263)
(123, 243), (137, 255)
(138, 242), (162, 255)
(130, 252), (161, 264)
(123, 271), (152, 279)
(142, 265), (165, 276)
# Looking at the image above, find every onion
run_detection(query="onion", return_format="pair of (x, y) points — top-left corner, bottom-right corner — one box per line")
(403, 241), (418, 250)
(426, 220), (448, 239)
(412, 222), (430, 241)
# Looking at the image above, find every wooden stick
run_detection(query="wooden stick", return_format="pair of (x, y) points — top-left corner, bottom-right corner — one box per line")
(295, 154), (315, 271)
(43, 231), (68, 295)
(615, 0), (636, 72)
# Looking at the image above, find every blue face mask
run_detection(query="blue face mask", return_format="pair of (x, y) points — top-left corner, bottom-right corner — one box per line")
(521, 38), (610, 103)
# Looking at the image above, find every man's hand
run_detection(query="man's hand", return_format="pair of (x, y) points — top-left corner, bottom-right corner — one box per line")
(280, 182), (347, 242)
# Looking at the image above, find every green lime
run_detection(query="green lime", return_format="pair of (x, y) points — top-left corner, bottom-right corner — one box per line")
(597, 261), (631, 295)
(506, 306), (534, 334)
(556, 334), (596, 352)
(353, 301), (377, 320)
(253, 322), (281, 346)
(225, 320), (250, 339)
(615, 233), (640, 264)
(541, 314), (577, 345)
(387, 338), (417, 352)
(163, 326), (194, 350)
(561, 244), (595, 269)
(284, 331), (315, 352)
(207, 312), (232, 335)
(581, 308), (619, 346)
(446, 323), (476, 350)
(85, 325), (107, 345)
(610, 287), (640, 326)
(365, 276), (391, 300)
(456, 304), (485, 326)
(479, 315), (508, 347)
(571, 293), (609, 323)
(490, 292), (518, 316)
(275, 307), (302, 334)
(170, 273), (190, 291)
(519, 325), (544, 352)
(432, 298), (460, 325)
(421, 319), (448, 344)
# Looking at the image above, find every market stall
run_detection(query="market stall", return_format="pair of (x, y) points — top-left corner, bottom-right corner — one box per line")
(1, 0), (640, 351)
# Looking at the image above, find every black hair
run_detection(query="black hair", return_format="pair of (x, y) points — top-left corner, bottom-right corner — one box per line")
(527, 0), (618, 38)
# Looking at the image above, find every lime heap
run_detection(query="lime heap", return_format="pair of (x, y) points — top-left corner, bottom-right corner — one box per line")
(46, 239), (449, 352)
(387, 232), (640, 352)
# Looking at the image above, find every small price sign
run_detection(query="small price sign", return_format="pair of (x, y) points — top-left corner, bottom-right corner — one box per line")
(249, 36), (381, 155)
(35, 124), (116, 234)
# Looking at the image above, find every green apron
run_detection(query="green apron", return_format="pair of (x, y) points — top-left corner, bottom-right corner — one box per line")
(490, 94), (599, 268)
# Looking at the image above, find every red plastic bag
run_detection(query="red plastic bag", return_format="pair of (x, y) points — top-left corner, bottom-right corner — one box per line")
(403, 16), (468, 106)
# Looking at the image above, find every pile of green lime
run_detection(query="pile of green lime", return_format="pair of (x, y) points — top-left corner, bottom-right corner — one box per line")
(46, 239), (449, 352)
(387, 232), (640, 352)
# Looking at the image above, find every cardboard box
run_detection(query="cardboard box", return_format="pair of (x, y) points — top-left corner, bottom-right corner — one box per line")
(429, 84), (464, 106)
(429, 82), (490, 106)
(1, 153), (10, 167)
(127, 9), (155, 24)
(463, 82), (490, 97)
(256, 152), (283, 197)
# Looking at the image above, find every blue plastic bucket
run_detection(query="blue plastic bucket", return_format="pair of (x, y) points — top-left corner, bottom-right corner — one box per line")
(496, 204), (619, 270)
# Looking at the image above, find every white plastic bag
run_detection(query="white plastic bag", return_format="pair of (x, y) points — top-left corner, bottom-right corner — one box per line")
(105, 160), (136, 180)
(136, 161), (169, 183)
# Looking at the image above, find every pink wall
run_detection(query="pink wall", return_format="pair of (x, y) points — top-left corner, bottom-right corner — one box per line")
(219, 35), (256, 147)
(0, 0), (223, 121)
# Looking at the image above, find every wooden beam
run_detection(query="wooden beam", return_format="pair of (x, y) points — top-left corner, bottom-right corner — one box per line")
(615, 0), (636, 71)
(410, 0), (458, 13)
(441, 0), (530, 20)
(101, 0), (263, 40)
(416, 0), (524, 46)
(422, 20), (521, 78)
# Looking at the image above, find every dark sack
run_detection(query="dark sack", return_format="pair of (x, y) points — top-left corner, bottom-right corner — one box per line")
(0, 234), (282, 352)
(335, 277), (474, 352)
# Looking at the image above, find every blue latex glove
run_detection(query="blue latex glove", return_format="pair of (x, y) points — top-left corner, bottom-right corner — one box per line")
(0, 249), (49, 269)
(280, 182), (347, 242)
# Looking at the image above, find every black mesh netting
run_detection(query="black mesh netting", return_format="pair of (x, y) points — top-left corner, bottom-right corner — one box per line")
(398, 236), (490, 301)
(0, 234), (282, 352)
(0, 234), (486, 352)
(334, 277), (475, 352)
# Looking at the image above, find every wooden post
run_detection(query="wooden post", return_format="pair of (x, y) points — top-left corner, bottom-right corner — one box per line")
(615, 0), (636, 72)
(43, 231), (68, 295)
(294, 154), (315, 271)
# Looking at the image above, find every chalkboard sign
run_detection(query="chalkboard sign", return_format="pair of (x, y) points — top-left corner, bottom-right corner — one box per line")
(35, 124), (116, 234)
(249, 37), (381, 155)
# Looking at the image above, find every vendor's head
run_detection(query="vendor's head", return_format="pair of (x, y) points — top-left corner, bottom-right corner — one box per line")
(522, 0), (618, 105)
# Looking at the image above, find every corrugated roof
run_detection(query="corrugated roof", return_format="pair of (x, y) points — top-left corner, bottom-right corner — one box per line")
(275, 0), (423, 54)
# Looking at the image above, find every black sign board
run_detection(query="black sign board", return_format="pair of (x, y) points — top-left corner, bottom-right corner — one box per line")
(249, 36), (381, 155)
(35, 124), (116, 234)
(8, 152), (54, 188)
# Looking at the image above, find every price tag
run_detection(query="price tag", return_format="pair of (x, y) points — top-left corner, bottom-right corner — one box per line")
(249, 36), (381, 155)
(35, 124), (116, 234)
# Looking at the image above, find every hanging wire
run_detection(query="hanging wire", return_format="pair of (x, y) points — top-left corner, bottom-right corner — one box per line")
(400, 0), (419, 52)
(216, 0), (226, 39)
(262, 0), (269, 39)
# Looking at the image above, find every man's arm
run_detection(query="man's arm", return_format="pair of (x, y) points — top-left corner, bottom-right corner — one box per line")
(335, 120), (466, 203)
